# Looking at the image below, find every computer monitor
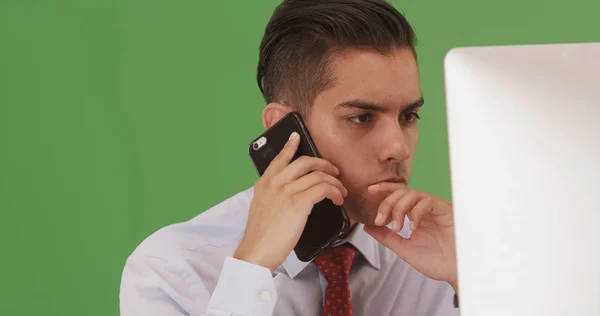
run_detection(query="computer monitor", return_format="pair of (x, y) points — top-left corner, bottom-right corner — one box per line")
(444, 42), (600, 316)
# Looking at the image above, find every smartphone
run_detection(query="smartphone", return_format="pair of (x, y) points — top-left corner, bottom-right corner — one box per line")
(248, 112), (351, 262)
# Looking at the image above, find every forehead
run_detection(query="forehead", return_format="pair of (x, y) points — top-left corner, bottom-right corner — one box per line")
(314, 48), (421, 110)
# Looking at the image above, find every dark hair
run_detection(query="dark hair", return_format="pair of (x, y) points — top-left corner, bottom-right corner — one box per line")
(256, 0), (417, 116)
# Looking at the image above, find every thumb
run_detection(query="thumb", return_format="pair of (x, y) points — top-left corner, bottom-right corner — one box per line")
(363, 225), (412, 260)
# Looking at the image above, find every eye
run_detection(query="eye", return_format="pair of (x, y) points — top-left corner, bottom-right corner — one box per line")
(348, 113), (373, 124)
(401, 112), (421, 124)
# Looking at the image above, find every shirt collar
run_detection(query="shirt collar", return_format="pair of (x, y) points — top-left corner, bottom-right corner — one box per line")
(280, 222), (381, 279)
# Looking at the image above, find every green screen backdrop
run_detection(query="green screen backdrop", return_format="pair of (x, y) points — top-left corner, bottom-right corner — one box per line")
(1, 0), (598, 315)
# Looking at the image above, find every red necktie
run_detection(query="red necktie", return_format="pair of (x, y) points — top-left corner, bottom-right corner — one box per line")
(313, 244), (357, 316)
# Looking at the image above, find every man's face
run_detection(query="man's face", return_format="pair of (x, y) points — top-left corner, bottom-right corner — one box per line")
(306, 48), (422, 225)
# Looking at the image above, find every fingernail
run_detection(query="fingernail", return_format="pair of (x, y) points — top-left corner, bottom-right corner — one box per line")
(289, 132), (299, 140)
(368, 184), (379, 192)
(410, 222), (415, 231)
(392, 220), (400, 231)
(343, 187), (348, 196)
(375, 213), (383, 225)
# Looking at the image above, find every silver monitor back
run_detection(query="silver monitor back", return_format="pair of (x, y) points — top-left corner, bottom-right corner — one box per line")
(444, 42), (600, 316)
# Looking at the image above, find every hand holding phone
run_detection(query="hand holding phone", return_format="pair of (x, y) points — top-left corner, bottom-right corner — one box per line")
(234, 130), (348, 272)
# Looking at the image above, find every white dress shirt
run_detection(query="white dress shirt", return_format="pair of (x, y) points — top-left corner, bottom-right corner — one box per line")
(120, 187), (459, 316)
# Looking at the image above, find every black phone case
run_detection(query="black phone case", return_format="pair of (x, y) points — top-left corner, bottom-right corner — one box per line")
(248, 112), (351, 262)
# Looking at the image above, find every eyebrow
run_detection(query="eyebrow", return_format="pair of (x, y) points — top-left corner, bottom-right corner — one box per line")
(333, 97), (425, 112)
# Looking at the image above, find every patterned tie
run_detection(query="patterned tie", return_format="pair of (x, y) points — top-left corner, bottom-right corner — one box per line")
(313, 243), (357, 316)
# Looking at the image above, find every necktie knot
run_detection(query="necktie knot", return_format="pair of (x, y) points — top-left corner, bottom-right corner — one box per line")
(313, 243), (357, 316)
(314, 244), (357, 282)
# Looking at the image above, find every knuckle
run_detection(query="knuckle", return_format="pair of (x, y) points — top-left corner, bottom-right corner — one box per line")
(274, 148), (287, 159)
(333, 182), (343, 191)
(297, 155), (311, 164)
(315, 182), (327, 190)
(311, 158), (329, 170)
(287, 197), (302, 210)
(265, 176), (279, 188)
(392, 204), (405, 216)
(321, 172), (335, 183)
(326, 162), (338, 173)
(325, 184), (336, 194)
(320, 158), (332, 167)
(320, 184), (333, 197)
(331, 186), (342, 198)
(297, 157), (314, 172)
(281, 143), (295, 156)
(282, 183), (293, 195)
(272, 149), (283, 159)
(422, 198), (434, 211)
(280, 150), (293, 162)
(333, 183), (343, 193)
(287, 144), (299, 155)
(313, 170), (326, 178)
(329, 162), (338, 171)
(380, 200), (392, 212)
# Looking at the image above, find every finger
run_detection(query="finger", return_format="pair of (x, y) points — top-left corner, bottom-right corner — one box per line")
(374, 187), (410, 226)
(279, 155), (339, 183)
(368, 181), (408, 195)
(263, 132), (301, 177)
(408, 197), (434, 231)
(286, 171), (348, 197)
(299, 182), (345, 210)
(390, 190), (420, 232)
(363, 225), (412, 259)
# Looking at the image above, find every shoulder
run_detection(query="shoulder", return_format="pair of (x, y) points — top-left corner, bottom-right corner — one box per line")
(119, 187), (256, 314)
(125, 186), (254, 263)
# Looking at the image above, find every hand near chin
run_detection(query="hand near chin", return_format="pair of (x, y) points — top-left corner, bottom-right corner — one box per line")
(363, 182), (458, 293)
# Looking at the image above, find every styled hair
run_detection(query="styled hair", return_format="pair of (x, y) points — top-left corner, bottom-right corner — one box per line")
(256, 0), (417, 115)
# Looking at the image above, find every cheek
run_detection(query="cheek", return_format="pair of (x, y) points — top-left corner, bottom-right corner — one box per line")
(408, 129), (419, 157)
(310, 122), (352, 160)
(404, 128), (419, 173)
(409, 127), (419, 148)
(312, 133), (369, 181)
(317, 139), (355, 169)
(324, 142), (374, 190)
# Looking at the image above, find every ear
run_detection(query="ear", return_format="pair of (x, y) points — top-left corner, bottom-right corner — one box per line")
(262, 102), (293, 130)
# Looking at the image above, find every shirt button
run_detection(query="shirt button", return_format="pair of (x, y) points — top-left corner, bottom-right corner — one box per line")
(260, 290), (271, 301)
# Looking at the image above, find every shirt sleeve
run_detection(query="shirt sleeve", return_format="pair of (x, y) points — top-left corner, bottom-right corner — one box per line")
(119, 255), (277, 316)
(206, 257), (278, 315)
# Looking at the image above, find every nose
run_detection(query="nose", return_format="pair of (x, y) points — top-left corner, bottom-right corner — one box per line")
(378, 121), (411, 164)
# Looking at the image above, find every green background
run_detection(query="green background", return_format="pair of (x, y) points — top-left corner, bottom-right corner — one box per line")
(1, 0), (598, 315)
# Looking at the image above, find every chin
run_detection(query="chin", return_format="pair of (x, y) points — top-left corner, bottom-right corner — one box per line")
(344, 196), (380, 226)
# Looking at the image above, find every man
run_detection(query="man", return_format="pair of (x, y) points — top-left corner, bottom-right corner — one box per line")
(120, 0), (459, 315)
